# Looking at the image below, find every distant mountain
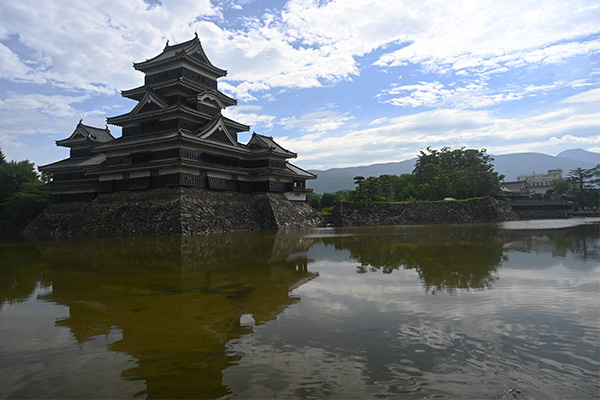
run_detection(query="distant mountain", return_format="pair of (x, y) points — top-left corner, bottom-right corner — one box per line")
(556, 149), (600, 165)
(309, 159), (417, 194)
(308, 148), (600, 194)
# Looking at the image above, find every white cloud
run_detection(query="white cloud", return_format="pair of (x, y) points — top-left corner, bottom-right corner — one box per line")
(380, 80), (566, 109)
(0, 92), (111, 164)
(0, 0), (218, 92)
(1, 0), (598, 99)
(282, 103), (600, 169)
(562, 87), (600, 104)
(374, 1), (600, 74)
(279, 108), (353, 132)
(222, 105), (276, 130)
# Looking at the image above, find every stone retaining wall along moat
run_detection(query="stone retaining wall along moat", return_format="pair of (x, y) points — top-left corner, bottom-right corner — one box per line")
(24, 187), (321, 238)
(327, 197), (518, 227)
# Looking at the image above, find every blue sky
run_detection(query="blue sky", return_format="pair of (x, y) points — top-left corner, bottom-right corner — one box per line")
(0, 0), (598, 170)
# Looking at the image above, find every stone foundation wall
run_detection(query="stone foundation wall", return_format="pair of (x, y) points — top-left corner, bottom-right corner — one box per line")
(327, 197), (518, 227)
(24, 187), (321, 238)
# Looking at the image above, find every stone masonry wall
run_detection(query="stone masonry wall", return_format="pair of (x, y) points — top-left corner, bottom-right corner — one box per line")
(327, 197), (518, 227)
(24, 187), (321, 238)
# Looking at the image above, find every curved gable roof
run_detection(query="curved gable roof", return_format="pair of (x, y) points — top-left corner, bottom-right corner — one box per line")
(133, 33), (227, 77)
(247, 132), (297, 158)
(198, 115), (240, 147)
(56, 120), (114, 147)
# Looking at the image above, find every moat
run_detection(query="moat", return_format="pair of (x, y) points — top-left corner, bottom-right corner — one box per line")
(1, 218), (599, 399)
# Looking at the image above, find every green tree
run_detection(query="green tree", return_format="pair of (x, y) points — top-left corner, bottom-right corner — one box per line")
(2, 182), (50, 226)
(363, 177), (382, 202)
(390, 174), (417, 201)
(0, 148), (6, 164)
(413, 147), (503, 201)
(0, 157), (49, 233)
(352, 176), (365, 202)
(320, 192), (337, 209)
(567, 164), (600, 210)
(379, 175), (393, 201)
(568, 167), (588, 192)
(550, 177), (571, 195)
(307, 193), (321, 210)
(0, 160), (39, 204)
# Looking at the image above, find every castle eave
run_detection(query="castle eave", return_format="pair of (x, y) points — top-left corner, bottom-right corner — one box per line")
(107, 104), (213, 126)
(134, 53), (227, 78)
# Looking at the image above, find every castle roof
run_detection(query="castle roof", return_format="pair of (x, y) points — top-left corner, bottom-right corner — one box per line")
(39, 153), (106, 172)
(133, 33), (227, 77)
(247, 132), (297, 158)
(284, 162), (317, 180)
(121, 77), (237, 107)
(55, 120), (114, 148)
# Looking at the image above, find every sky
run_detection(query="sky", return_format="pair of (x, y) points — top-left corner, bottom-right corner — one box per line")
(0, 0), (598, 171)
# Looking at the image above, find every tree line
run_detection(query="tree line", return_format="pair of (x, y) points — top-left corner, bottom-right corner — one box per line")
(309, 147), (504, 210)
(308, 147), (599, 212)
(0, 148), (49, 234)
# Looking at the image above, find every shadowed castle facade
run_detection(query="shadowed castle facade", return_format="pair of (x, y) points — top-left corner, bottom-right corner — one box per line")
(28, 35), (319, 237)
(40, 34), (315, 204)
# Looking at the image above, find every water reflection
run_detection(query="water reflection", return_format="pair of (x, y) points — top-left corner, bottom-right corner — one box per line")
(318, 225), (505, 293)
(0, 233), (317, 399)
(501, 222), (599, 262)
(0, 220), (598, 399)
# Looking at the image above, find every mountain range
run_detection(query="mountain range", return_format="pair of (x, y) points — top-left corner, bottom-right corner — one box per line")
(308, 148), (600, 194)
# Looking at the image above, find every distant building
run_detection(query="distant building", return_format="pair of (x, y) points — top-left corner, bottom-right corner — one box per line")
(516, 169), (563, 194)
(40, 34), (315, 203)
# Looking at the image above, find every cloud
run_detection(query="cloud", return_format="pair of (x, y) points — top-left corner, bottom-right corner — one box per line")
(0, 92), (111, 163)
(562, 87), (600, 104)
(373, 2), (600, 74)
(280, 102), (600, 169)
(380, 80), (566, 109)
(0, 0), (218, 92)
(222, 105), (276, 130)
(279, 108), (353, 132)
(1, 0), (598, 99)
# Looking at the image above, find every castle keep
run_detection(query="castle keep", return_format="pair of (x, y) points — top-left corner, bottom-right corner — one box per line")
(28, 35), (319, 237)
(40, 34), (315, 203)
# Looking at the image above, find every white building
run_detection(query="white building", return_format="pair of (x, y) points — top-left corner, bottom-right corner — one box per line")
(516, 169), (563, 194)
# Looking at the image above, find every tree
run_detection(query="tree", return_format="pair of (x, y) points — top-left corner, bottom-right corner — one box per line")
(550, 178), (571, 195)
(320, 192), (337, 209)
(363, 177), (381, 202)
(306, 193), (321, 210)
(413, 147), (503, 201)
(352, 176), (365, 201)
(0, 158), (49, 232)
(0, 148), (5, 164)
(0, 160), (39, 204)
(390, 174), (417, 201)
(379, 175), (393, 201)
(567, 164), (600, 210)
(568, 167), (588, 192)
(2, 182), (50, 226)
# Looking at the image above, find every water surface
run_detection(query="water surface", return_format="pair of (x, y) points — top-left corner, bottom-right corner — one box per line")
(1, 218), (598, 399)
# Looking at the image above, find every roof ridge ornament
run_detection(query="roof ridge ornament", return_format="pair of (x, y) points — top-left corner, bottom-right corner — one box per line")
(164, 39), (170, 51)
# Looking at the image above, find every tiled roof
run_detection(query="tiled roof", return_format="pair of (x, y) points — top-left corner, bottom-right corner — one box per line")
(285, 163), (317, 179)
(56, 121), (114, 147)
(39, 154), (106, 172)
(121, 78), (237, 106)
(133, 34), (227, 77)
(247, 133), (297, 158)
